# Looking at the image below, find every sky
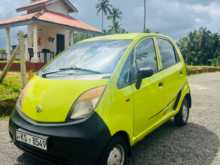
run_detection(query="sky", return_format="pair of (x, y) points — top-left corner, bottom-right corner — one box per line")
(0, 0), (220, 48)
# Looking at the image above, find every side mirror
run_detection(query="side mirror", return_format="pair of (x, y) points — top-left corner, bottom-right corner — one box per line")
(136, 68), (154, 89)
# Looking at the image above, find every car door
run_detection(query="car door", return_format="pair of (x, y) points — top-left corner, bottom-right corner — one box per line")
(107, 51), (137, 140)
(133, 38), (166, 138)
(156, 38), (186, 109)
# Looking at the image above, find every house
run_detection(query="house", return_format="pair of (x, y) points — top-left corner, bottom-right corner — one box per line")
(0, 0), (101, 70)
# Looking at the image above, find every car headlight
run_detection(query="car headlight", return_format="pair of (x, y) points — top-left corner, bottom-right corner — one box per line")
(70, 86), (106, 120)
(16, 95), (22, 110)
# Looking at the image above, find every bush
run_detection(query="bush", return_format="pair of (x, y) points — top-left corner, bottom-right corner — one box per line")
(0, 72), (21, 116)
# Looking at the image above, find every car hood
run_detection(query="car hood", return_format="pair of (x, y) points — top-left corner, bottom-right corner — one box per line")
(20, 75), (108, 123)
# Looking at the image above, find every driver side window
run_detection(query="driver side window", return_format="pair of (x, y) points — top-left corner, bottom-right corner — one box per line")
(118, 52), (136, 89)
(135, 38), (158, 73)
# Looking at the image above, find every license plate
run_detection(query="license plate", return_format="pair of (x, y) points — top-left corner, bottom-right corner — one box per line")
(16, 129), (48, 151)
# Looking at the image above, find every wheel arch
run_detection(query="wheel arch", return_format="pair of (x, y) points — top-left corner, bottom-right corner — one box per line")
(112, 131), (132, 156)
(185, 93), (192, 108)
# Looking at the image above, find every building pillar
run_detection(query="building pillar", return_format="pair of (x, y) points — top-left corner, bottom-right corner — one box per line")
(69, 30), (75, 46)
(5, 27), (11, 61)
(24, 34), (29, 62)
(32, 24), (39, 63)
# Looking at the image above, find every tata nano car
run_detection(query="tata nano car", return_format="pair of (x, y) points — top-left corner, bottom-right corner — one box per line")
(9, 33), (191, 165)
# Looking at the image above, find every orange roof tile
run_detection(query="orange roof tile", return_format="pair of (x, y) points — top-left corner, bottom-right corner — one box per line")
(38, 11), (101, 33)
(0, 11), (101, 33)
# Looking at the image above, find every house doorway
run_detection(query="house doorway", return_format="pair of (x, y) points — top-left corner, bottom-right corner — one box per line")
(56, 34), (65, 54)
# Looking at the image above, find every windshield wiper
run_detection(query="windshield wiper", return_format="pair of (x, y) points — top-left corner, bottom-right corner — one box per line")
(41, 66), (102, 78)
(59, 67), (102, 74)
(41, 70), (65, 78)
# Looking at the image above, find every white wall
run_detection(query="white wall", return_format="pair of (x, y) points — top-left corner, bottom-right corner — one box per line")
(27, 24), (73, 62)
(47, 1), (69, 15)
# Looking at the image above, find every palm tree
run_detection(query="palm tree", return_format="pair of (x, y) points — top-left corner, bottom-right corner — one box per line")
(107, 8), (122, 33)
(96, 0), (112, 31)
(108, 8), (122, 25)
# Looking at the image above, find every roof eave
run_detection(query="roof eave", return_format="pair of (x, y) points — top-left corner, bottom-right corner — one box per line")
(0, 20), (34, 29)
(16, 4), (46, 13)
(0, 18), (101, 34)
(34, 19), (101, 34)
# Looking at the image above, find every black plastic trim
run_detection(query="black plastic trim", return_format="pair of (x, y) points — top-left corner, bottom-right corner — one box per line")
(9, 110), (111, 165)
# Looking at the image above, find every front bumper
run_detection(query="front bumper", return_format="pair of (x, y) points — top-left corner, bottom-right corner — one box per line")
(9, 110), (111, 165)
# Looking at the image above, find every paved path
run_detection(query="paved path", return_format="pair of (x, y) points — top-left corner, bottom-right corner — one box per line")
(0, 72), (220, 165)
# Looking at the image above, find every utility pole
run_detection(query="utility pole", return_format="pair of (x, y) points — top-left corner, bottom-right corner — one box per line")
(144, 0), (146, 32)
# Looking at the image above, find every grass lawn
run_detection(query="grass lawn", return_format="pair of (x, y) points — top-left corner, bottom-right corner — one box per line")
(0, 72), (21, 116)
(0, 60), (20, 64)
(0, 72), (21, 101)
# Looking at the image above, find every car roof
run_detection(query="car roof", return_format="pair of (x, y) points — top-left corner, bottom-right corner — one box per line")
(81, 33), (172, 42)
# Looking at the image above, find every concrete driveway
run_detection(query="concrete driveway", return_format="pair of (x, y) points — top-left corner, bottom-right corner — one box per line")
(0, 72), (220, 165)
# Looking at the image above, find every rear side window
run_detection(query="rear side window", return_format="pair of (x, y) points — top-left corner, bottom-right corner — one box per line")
(135, 39), (158, 73)
(158, 39), (178, 69)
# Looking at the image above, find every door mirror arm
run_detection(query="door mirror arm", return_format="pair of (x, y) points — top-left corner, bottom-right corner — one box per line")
(135, 68), (154, 89)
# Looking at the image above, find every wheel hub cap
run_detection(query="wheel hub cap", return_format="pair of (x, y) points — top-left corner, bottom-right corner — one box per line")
(107, 145), (125, 165)
(182, 104), (188, 122)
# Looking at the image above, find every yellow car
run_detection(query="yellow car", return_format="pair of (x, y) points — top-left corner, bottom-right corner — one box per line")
(9, 33), (191, 165)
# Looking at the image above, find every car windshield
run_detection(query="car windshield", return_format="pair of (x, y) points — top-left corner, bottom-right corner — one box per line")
(40, 40), (131, 77)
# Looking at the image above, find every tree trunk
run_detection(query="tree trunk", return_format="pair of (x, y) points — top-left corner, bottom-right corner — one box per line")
(0, 46), (19, 83)
(144, 0), (146, 32)
(18, 33), (27, 88)
(0, 33), (27, 86)
(102, 11), (104, 32)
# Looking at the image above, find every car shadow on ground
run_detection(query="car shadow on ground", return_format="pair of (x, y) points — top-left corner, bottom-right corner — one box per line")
(128, 122), (219, 165)
(15, 122), (219, 165)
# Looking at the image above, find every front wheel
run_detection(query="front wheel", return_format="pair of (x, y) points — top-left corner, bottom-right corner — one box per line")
(174, 98), (190, 126)
(99, 136), (128, 165)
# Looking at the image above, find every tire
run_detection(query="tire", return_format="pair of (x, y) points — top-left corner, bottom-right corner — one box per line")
(174, 98), (190, 126)
(98, 136), (128, 165)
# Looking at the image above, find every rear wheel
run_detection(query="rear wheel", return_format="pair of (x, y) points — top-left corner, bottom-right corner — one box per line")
(99, 136), (128, 165)
(174, 98), (190, 126)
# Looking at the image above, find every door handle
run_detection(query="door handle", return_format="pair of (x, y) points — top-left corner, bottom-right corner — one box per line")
(125, 98), (131, 102)
(179, 70), (183, 75)
(158, 82), (164, 87)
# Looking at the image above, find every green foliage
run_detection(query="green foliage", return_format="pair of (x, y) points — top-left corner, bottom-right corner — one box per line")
(211, 56), (220, 66)
(0, 48), (6, 54)
(0, 72), (21, 116)
(178, 27), (220, 66)
(96, 0), (112, 31)
(73, 32), (94, 43)
(106, 7), (126, 34)
(144, 28), (151, 33)
(0, 72), (21, 101)
(96, 0), (127, 34)
(107, 8), (122, 24)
